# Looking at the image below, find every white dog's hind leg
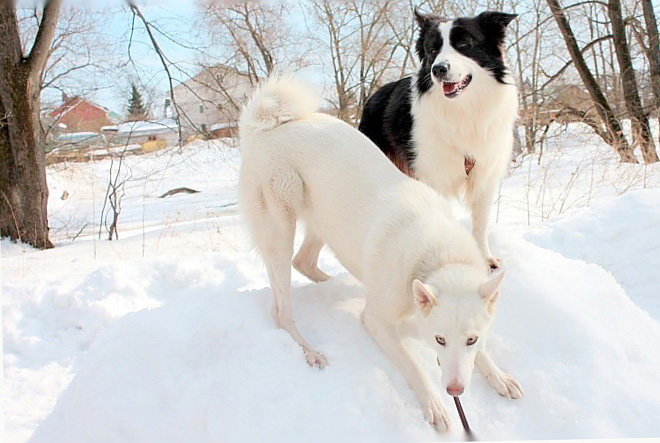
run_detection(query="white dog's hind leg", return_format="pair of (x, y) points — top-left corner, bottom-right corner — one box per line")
(292, 228), (330, 282)
(263, 216), (328, 369)
(362, 307), (451, 432)
(251, 180), (327, 369)
(475, 349), (523, 399)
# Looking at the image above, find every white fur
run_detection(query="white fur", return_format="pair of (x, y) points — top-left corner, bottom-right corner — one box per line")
(432, 23), (474, 83)
(239, 78), (522, 432)
(412, 23), (519, 266)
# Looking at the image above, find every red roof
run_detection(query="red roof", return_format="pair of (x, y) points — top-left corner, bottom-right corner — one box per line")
(49, 97), (109, 119)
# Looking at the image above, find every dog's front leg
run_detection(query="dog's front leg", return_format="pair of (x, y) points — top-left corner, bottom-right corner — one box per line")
(467, 177), (500, 269)
(362, 308), (451, 432)
(475, 348), (523, 399)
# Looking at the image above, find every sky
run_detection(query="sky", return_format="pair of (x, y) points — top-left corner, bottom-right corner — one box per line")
(29, 0), (343, 119)
(32, 0), (321, 117)
(33, 1), (210, 115)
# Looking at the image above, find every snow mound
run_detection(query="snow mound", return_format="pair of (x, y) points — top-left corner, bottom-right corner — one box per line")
(525, 189), (660, 319)
(31, 233), (660, 441)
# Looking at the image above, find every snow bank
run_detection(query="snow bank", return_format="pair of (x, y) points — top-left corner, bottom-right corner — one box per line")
(29, 230), (660, 442)
(5, 125), (660, 442)
(525, 189), (660, 319)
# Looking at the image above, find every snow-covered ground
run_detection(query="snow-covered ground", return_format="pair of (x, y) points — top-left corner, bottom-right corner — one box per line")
(3, 125), (660, 442)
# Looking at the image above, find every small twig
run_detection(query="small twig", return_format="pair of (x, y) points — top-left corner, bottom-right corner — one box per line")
(0, 189), (22, 244)
(70, 223), (88, 241)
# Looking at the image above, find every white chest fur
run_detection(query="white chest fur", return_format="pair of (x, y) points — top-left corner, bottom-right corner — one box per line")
(410, 81), (518, 197)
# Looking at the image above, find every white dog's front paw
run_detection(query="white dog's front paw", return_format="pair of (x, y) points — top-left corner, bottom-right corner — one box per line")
(423, 397), (451, 432)
(304, 349), (328, 369)
(487, 370), (523, 399)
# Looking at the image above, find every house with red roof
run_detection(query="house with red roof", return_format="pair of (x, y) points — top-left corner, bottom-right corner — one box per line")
(48, 95), (119, 133)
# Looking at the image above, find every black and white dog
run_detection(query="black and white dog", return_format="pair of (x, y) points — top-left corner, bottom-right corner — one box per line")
(359, 10), (518, 268)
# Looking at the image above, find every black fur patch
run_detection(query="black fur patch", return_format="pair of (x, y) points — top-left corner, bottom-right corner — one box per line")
(414, 12), (444, 95)
(358, 77), (416, 170)
(450, 12), (517, 84)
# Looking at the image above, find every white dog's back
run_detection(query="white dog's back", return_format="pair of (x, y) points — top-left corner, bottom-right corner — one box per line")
(239, 78), (459, 278)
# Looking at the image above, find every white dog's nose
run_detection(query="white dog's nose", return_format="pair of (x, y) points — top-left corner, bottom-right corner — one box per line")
(447, 382), (464, 396)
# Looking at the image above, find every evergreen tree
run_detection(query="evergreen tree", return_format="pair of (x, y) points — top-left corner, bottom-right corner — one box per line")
(127, 83), (148, 121)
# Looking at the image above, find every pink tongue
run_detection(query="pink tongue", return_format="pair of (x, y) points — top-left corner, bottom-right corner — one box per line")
(443, 82), (458, 95)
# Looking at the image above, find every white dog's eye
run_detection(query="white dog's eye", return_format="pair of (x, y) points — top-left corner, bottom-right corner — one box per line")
(466, 336), (478, 346)
(435, 336), (446, 346)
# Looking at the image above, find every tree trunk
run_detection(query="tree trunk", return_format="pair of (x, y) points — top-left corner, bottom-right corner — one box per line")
(0, 72), (52, 248)
(641, 0), (660, 150)
(546, 0), (638, 163)
(608, 0), (658, 163)
(0, 1), (60, 249)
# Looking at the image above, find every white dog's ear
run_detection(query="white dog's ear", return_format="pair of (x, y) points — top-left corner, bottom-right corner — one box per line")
(479, 271), (505, 314)
(412, 279), (437, 316)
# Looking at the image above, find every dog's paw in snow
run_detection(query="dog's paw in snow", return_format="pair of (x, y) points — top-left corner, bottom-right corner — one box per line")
(424, 397), (451, 432)
(304, 349), (328, 369)
(487, 256), (502, 270)
(487, 370), (523, 399)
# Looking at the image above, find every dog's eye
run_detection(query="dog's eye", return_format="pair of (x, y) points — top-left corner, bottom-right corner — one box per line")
(466, 336), (478, 346)
(455, 40), (471, 49)
(435, 336), (446, 346)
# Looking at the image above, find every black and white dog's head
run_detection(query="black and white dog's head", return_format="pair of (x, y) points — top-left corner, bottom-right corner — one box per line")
(414, 10), (517, 98)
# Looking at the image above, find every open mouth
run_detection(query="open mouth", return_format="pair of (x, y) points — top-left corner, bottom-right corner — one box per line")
(442, 74), (472, 98)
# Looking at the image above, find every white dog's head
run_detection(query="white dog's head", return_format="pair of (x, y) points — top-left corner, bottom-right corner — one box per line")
(412, 266), (505, 396)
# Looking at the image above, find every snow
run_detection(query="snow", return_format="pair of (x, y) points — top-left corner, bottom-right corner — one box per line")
(525, 189), (660, 319)
(209, 121), (237, 131)
(114, 119), (178, 136)
(3, 124), (660, 442)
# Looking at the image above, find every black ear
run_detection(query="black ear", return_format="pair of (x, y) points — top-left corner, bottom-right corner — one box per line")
(477, 11), (517, 48)
(414, 6), (430, 28)
(414, 6), (445, 28)
(478, 11), (518, 28)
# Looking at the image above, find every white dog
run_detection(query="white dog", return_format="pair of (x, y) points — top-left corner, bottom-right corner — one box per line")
(239, 78), (522, 432)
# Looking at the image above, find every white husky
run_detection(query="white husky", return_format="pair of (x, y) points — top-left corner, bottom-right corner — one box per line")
(239, 78), (522, 431)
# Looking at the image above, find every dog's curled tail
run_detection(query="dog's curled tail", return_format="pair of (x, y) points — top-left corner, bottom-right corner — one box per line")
(240, 76), (319, 133)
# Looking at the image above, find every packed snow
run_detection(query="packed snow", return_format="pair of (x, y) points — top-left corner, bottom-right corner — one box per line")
(3, 125), (660, 442)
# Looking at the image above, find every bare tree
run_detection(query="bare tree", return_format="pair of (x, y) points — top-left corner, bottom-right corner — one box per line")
(511, 0), (554, 156)
(641, 0), (660, 120)
(201, 2), (297, 86)
(307, 0), (406, 124)
(99, 146), (131, 241)
(546, 0), (638, 163)
(608, 0), (658, 163)
(628, 0), (660, 150)
(0, 0), (62, 249)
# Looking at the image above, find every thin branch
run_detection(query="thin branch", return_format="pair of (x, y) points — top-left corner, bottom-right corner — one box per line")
(539, 35), (614, 90)
(27, 0), (62, 80)
(126, 0), (183, 148)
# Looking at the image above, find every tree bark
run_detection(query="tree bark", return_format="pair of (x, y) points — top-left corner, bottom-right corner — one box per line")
(546, 0), (638, 163)
(0, 0), (61, 249)
(608, 0), (658, 163)
(641, 0), (660, 150)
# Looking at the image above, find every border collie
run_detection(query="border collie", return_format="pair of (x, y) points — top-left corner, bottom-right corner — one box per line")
(359, 10), (518, 268)
(239, 77), (522, 432)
